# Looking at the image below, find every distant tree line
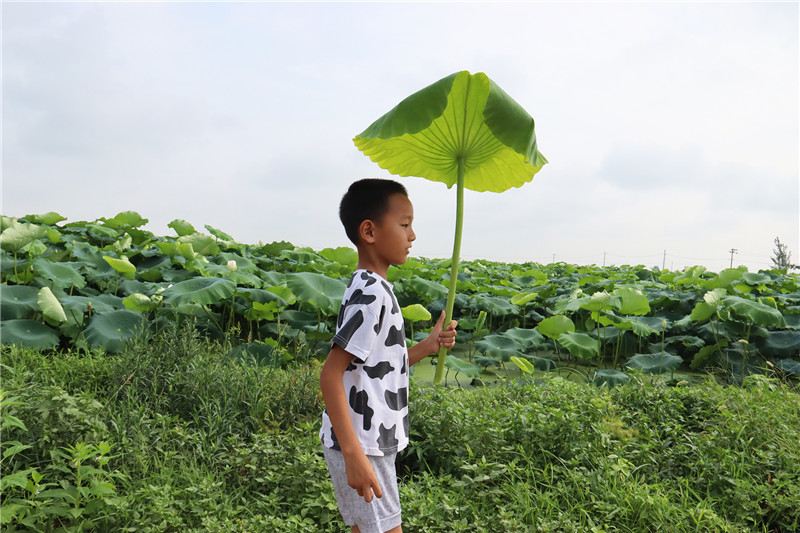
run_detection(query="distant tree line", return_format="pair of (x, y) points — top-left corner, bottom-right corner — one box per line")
(771, 236), (798, 271)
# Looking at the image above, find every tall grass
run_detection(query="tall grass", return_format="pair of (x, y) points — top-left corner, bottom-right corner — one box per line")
(2, 330), (798, 532)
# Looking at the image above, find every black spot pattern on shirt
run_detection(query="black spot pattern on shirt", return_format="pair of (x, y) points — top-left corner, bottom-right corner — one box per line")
(374, 304), (386, 334)
(384, 325), (405, 348)
(363, 361), (395, 379)
(381, 281), (400, 314)
(330, 426), (341, 451)
(337, 289), (377, 328)
(361, 271), (378, 286)
(349, 386), (374, 431)
(400, 356), (407, 375)
(336, 310), (364, 348)
(403, 414), (409, 438)
(377, 424), (399, 450)
(384, 387), (408, 411)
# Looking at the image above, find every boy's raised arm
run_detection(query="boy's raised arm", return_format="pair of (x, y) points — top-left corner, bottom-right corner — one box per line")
(319, 344), (383, 503)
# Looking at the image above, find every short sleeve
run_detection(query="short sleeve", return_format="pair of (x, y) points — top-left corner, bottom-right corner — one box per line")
(332, 299), (381, 363)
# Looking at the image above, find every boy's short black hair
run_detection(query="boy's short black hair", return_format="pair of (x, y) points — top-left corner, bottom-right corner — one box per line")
(340, 178), (408, 245)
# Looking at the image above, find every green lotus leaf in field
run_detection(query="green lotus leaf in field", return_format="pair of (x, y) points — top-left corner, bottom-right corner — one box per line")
(285, 272), (346, 317)
(580, 291), (615, 312)
(38, 287), (67, 324)
(278, 310), (320, 331)
(22, 211), (67, 225)
(402, 304), (432, 323)
(536, 315), (575, 340)
(776, 359), (800, 377)
(84, 310), (147, 352)
(757, 330), (800, 358)
(502, 327), (547, 349)
(0, 319), (61, 348)
(162, 278), (237, 306)
(702, 268), (744, 290)
(558, 331), (599, 359)
(511, 355), (536, 374)
(613, 287), (651, 315)
(101, 211), (148, 229)
(474, 355), (501, 368)
(178, 233), (220, 256)
(236, 287), (291, 307)
(517, 354), (557, 372)
(471, 294), (517, 316)
(248, 300), (281, 321)
(723, 296), (786, 328)
(205, 224), (234, 242)
(31, 258), (87, 291)
(103, 256), (137, 279)
(407, 277), (448, 303)
(123, 293), (160, 313)
(475, 334), (524, 361)
(625, 352), (683, 374)
(510, 291), (537, 306)
(168, 219), (196, 236)
(0, 221), (48, 252)
(319, 247), (359, 268)
(591, 369), (630, 388)
(741, 272), (773, 286)
(156, 241), (197, 259)
(444, 355), (482, 378)
(1, 285), (40, 320)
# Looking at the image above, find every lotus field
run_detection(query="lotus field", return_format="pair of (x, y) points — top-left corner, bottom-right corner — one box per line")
(2, 211), (799, 384)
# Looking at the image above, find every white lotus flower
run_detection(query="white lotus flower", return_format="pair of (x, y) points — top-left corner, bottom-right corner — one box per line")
(227, 260), (237, 272)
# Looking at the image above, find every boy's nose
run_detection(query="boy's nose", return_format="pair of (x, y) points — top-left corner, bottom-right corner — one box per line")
(410, 229), (416, 241)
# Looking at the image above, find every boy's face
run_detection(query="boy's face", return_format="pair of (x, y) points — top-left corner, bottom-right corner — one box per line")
(372, 193), (416, 266)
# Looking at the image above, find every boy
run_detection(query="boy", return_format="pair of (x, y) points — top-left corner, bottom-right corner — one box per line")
(320, 178), (457, 533)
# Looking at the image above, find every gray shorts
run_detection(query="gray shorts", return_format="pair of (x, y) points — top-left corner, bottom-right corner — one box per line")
(322, 446), (402, 533)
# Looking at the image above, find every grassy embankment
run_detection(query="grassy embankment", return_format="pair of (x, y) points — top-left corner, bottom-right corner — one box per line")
(2, 327), (799, 532)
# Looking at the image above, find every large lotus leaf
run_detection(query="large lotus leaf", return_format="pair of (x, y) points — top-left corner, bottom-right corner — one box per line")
(162, 278), (236, 306)
(168, 218), (196, 236)
(723, 296), (786, 328)
(1, 285), (40, 320)
(402, 304), (432, 323)
(236, 287), (291, 307)
(279, 310), (321, 331)
(510, 291), (537, 306)
(626, 352), (683, 374)
(776, 359), (800, 377)
(38, 287), (67, 324)
(702, 268), (744, 290)
(0, 319), (61, 348)
(218, 252), (257, 273)
(319, 247), (359, 269)
(84, 310), (147, 352)
(444, 355), (482, 378)
(510, 355), (536, 374)
(475, 355), (501, 368)
(156, 241), (197, 260)
(178, 233), (220, 256)
(247, 300), (281, 321)
(613, 287), (651, 315)
(591, 369), (631, 388)
(0, 221), (48, 252)
(59, 295), (124, 325)
(503, 327), (548, 349)
(31, 258), (87, 290)
(474, 334), (524, 361)
(536, 315), (575, 340)
(558, 331), (599, 359)
(407, 277), (448, 303)
(103, 256), (137, 279)
(205, 224), (234, 242)
(471, 294), (517, 316)
(101, 211), (148, 229)
(580, 291), (616, 312)
(22, 211), (67, 225)
(741, 272), (773, 286)
(285, 272), (346, 316)
(123, 293), (160, 313)
(354, 70), (547, 193)
(518, 353), (557, 371)
(757, 330), (800, 358)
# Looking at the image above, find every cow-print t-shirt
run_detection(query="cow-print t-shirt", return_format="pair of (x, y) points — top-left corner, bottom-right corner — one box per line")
(320, 269), (409, 456)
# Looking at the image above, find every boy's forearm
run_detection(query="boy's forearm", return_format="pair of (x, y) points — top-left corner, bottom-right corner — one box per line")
(319, 347), (366, 458)
(408, 337), (438, 366)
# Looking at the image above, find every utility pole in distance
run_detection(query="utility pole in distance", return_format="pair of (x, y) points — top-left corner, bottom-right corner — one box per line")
(662, 250), (666, 270)
(729, 248), (738, 268)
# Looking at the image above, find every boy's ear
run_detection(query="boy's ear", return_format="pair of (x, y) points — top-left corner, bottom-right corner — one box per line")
(359, 219), (377, 244)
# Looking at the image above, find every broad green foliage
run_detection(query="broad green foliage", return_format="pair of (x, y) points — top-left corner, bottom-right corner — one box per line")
(1, 210), (799, 385)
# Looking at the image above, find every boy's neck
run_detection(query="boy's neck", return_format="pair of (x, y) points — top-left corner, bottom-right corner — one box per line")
(356, 258), (388, 281)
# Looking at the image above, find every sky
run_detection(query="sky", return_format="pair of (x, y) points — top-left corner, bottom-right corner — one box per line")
(2, 1), (798, 273)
